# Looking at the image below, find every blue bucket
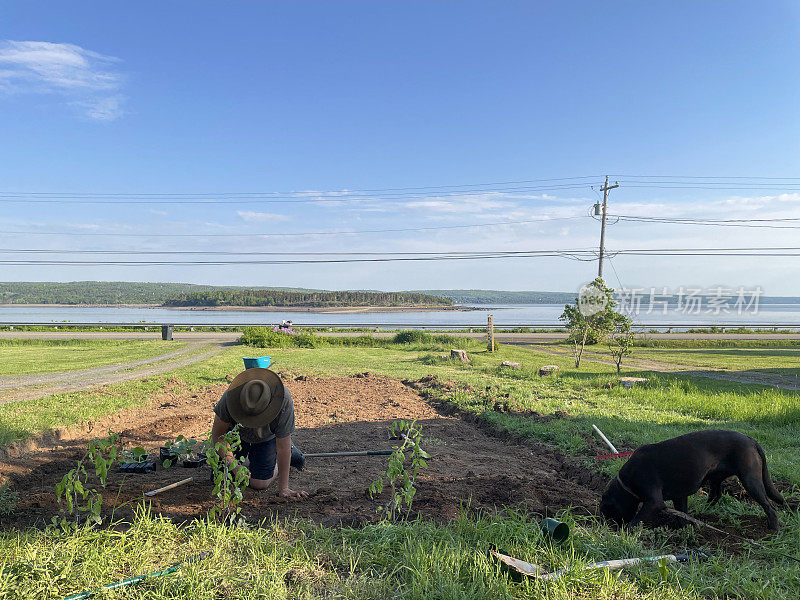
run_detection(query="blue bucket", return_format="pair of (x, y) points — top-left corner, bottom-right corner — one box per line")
(242, 356), (271, 370)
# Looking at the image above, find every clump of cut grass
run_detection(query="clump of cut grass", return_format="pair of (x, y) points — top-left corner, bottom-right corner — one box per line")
(0, 482), (18, 516)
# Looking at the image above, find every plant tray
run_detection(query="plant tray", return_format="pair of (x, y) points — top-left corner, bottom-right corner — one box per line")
(182, 453), (207, 468)
(119, 461), (157, 474)
(159, 447), (178, 462)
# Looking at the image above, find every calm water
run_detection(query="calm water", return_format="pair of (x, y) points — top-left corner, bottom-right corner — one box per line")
(2, 304), (800, 326)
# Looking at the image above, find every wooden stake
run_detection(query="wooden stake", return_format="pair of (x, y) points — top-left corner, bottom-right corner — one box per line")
(144, 477), (193, 497)
(488, 314), (495, 352)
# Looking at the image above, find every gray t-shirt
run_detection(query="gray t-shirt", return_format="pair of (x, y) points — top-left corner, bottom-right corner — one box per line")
(213, 385), (295, 444)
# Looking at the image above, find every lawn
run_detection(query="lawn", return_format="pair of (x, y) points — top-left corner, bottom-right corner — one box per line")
(540, 340), (800, 377)
(2, 337), (800, 599)
(0, 339), (186, 376)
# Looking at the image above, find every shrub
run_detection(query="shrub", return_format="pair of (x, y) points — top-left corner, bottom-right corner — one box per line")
(393, 330), (434, 344)
(241, 327), (384, 349)
(239, 327), (297, 348)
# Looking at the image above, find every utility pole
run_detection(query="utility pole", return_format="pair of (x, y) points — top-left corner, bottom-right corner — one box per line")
(597, 175), (619, 279)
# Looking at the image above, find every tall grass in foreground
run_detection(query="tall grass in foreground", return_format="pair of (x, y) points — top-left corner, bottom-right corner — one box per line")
(2, 508), (799, 599)
(239, 327), (479, 351)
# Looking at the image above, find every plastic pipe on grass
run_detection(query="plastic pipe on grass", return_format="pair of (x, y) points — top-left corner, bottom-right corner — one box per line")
(62, 551), (210, 600)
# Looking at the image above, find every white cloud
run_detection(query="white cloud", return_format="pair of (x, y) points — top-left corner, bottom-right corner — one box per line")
(236, 211), (291, 223)
(0, 40), (125, 120)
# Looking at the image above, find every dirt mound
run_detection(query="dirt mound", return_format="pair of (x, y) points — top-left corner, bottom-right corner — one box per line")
(1, 373), (607, 529)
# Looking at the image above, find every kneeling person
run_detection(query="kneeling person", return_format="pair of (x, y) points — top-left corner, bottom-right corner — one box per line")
(211, 368), (307, 499)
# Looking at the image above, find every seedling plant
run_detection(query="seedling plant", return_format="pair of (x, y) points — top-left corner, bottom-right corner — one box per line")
(369, 419), (430, 520)
(161, 434), (204, 468)
(55, 431), (121, 525)
(204, 425), (249, 523)
(122, 446), (148, 463)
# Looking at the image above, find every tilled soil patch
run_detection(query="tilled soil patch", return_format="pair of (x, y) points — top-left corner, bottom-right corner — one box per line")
(1, 373), (606, 529)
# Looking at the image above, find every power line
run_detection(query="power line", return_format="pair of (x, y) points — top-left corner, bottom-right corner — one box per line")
(0, 175), (604, 197)
(0, 183), (599, 204)
(0, 216), (584, 238)
(0, 252), (592, 266)
(0, 246), (797, 255)
(1, 247), (798, 268)
(611, 175), (800, 180)
(618, 184), (800, 191)
(609, 214), (800, 230)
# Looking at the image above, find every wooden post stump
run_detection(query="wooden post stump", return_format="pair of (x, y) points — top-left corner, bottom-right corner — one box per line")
(539, 365), (560, 376)
(451, 349), (470, 363)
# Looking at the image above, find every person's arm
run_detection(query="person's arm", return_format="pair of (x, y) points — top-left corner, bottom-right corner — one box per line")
(276, 435), (308, 499)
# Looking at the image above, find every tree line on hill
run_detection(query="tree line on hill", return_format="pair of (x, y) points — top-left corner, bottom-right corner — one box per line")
(0, 281), (216, 305)
(411, 289), (576, 304)
(163, 289), (453, 308)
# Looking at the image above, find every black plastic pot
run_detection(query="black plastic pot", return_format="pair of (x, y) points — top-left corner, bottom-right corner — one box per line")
(160, 447), (177, 462)
(182, 453), (207, 468)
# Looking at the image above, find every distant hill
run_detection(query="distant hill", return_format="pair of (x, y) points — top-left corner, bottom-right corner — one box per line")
(3, 282), (798, 307)
(0, 281), (326, 305)
(0, 281), (218, 305)
(0, 282), (450, 307)
(164, 289), (451, 308)
(409, 289), (576, 304)
(411, 289), (800, 306)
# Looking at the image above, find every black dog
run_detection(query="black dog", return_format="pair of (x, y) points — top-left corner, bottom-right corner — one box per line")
(600, 430), (784, 530)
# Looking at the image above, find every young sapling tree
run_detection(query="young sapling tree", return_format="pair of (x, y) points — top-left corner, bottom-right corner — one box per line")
(560, 277), (621, 368)
(369, 420), (430, 520)
(55, 431), (121, 525)
(608, 313), (635, 373)
(204, 425), (249, 523)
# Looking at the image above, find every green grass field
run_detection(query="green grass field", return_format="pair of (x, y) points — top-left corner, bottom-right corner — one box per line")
(623, 346), (799, 375)
(2, 337), (800, 599)
(541, 341), (800, 379)
(0, 339), (186, 376)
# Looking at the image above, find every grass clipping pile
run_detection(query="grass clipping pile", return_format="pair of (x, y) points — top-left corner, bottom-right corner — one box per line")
(0, 373), (605, 529)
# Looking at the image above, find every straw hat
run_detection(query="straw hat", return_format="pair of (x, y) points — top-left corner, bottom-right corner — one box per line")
(224, 368), (285, 428)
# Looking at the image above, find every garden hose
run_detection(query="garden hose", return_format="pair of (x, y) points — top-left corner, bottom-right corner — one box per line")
(62, 551), (210, 600)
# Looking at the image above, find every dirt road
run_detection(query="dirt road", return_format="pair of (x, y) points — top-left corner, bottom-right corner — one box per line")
(0, 342), (230, 405)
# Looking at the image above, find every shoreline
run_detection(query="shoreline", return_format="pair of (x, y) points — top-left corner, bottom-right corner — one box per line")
(161, 305), (473, 313)
(0, 303), (474, 313)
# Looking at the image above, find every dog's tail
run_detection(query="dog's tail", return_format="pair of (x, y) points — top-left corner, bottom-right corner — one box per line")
(755, 440), (785, 505)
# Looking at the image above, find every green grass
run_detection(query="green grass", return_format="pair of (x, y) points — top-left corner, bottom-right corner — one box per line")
(546, 342), (800, 378)
(247, 343), (800, 484)
(3, 340), (800, 598)
(631, 347), (800, 376)
(2, 508), (800, 600)
(0, 339), (186, 376)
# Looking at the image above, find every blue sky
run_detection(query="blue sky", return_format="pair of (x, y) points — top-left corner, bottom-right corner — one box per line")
(1, 1), (799, 294)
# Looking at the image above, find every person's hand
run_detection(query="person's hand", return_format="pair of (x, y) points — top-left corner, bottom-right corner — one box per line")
(278, 488), (308, 500)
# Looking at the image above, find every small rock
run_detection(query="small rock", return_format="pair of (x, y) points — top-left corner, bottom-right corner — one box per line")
(501, 361), (521, 369)
(451, 349), (470, 363)
(539, 365), (560, 376)
(620, 377), (649, 389)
